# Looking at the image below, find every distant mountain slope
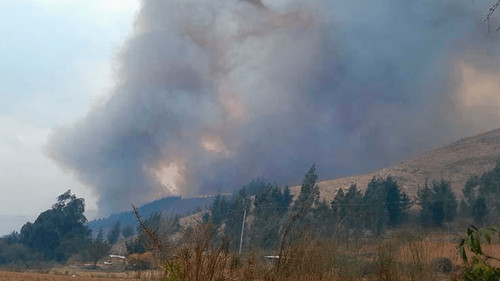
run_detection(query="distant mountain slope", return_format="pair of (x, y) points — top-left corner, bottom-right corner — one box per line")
(292, 128), (500, 202)
(88, 196), (213, 231)
(90, 128), (500, 230)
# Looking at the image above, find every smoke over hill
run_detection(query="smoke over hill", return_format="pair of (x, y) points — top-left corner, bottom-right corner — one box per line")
(47, 0), (500, 215)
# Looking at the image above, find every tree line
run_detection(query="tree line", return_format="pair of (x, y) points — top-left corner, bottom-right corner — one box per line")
(205, 161), (500, 251)
(0, 190), (134, 267)
(1, 160), (499, 266)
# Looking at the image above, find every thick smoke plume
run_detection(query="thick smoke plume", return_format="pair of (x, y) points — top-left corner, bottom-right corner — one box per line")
(48, 0), (500, 215)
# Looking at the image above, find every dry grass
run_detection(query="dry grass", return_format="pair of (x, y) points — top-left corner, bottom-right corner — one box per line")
(290, 128), (500, 201)
(0, 270), (140, 281)
(3, 233), (498, 281)
(150, 229), (499, 281)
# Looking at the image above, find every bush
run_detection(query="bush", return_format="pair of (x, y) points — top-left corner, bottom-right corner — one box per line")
(128, 252), (154, 270)
(431, 257), (453, 273)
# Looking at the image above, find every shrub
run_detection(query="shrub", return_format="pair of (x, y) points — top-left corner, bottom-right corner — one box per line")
(431, 257), (453, 273)
(128, 252), (154, 270)
(458, 225), (500, 280)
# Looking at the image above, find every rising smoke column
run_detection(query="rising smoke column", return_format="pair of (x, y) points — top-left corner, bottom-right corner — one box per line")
(47, 0), (500, 215)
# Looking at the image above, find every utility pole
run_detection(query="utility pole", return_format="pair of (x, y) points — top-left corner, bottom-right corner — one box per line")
(238, 208), (247, 255)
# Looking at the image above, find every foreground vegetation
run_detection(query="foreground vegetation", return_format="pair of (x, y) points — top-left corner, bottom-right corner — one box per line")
(123, 163), (500, 280)
(1, 161), (499, 280)
(0, 270), (139, 281)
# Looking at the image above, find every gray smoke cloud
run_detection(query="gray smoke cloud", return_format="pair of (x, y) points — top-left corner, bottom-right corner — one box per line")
(47, 0), (500, 215)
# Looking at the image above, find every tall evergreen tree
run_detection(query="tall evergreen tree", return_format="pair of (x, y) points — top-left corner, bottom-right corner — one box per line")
(416, 182), (433, 227)
(384, 177), (408, 226)
(363, 177), (387, 236)
(107, 221), (121, 244)
(225, 188), (251, 249)
(471, 196), (488, 226)
(363, 176), (411, 235)
(293, 164), (320, 213)
(122, 225), (135, 239)
(208, 194), (230, 226)
(461, 160), (500, 224)
(313, 200), (333, 238)
(416, 180), (457, 227)
(252, 184), (291, 249)
(332, 188), (346, 224)
(343, 185), (364, 232)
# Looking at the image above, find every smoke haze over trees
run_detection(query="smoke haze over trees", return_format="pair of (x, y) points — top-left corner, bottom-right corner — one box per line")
(47, 0), (500, 215)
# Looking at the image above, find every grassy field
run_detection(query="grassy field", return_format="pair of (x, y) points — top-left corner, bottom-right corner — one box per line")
(1, 231), (498, 281)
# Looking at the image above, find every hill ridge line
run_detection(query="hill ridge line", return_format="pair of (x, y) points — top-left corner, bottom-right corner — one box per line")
(291, 127), (500, 202)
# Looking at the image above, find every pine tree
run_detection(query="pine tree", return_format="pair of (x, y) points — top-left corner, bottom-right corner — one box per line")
(363, 176), (411, 235)
(344, 184), (364, 231)
(87, 227), (111, 268)
(416, 179), (457, 227)
(331, 188), (346, 223)
(208, 194), (230, 226)
(107, 221), (121, 244)
(225, 188), (251, 250)
(293, 164), (320, 213)
(363, 177), (387, 236)
(384, 176), (406, 226)
(461, 160), (500, 224)
(416, 181), (433, 227)
(122, 225), (135, 239)
(252, 184), (291, 249)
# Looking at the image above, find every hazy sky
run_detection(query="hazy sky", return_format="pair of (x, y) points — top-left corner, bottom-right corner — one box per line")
(0, 0), (139, 234)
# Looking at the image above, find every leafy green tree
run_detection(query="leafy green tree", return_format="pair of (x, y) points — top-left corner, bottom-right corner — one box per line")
(0, 242), (33, 266)
(19, 190), (90, 261)
(458, 225), (500, 280)
(107, 221), (121, 244)
(2, 231), (20, 245)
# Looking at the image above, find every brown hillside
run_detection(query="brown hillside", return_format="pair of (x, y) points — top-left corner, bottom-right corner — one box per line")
(291, 128), (500, 202)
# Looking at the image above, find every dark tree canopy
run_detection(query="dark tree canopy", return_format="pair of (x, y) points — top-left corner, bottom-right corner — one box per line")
(87, 227), (111, 268)
(107, 221), (121, 244)
(417, 180), (457, 227)
(460, 161), (500, 225)
(122, 225), (135, 239)
(19, 190), (90, 262)
(363, 176), (411, 235)
(293, 164), (320, 212)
